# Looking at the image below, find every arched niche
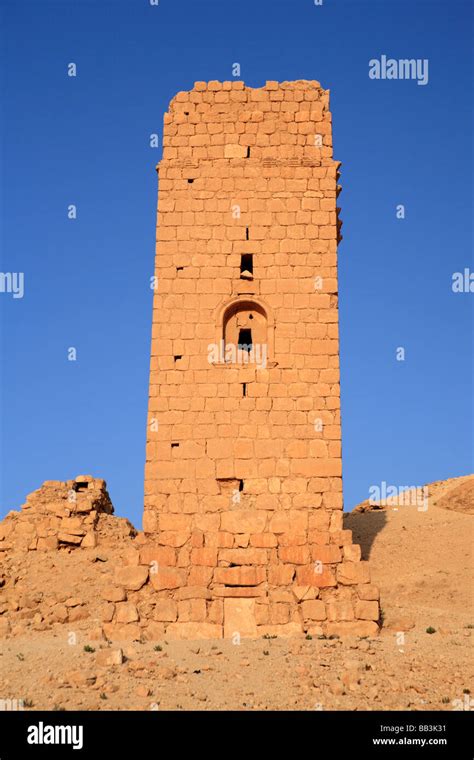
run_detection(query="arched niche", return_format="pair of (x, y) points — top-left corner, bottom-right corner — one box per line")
(214, 297), (274, 365)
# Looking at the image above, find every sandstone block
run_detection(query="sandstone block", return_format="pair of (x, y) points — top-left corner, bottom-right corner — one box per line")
(219, 547), (268, 565)
(149, 567), (186, 590)
(101, 586), (127, 603)
(311, 545), (342, 563)
(57, 532), (82, 545)
(268, 565), (295, 585)
(114, 565), (149, 591)
(278, 546), (311, 564)
(357, 584), (380, 601)
(190, 547), (218, 566)
(355, 600), (379, 621)
(220, 510), (267, 534)
(101, 603), (115, 623)
(116, 602), (139, 624)
(301, 600), (326, 621)
(214, 566), (266, 586)
(178, 598), (207, 622)
(249, 532), (277, 548)
(327, 601), (354, 621)
(96, 648), (123, 667)
(224, 598), (258, 638)
(224, 144), (247, 159)
(139, 546), (176, 567)
(343, 544), (361, 562)
(296, 564), (336, 587)
(68, 606), (89, 622)
(154, 599), (178, 622)
(165, 622), (223, 639)
(142, 622), (166, 640)
(336, 561), (371, 585)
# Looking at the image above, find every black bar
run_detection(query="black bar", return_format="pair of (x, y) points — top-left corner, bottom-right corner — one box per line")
(0, 710), (471, 757)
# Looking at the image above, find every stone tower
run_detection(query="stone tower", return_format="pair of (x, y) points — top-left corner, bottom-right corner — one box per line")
(143, 80), (379, 638)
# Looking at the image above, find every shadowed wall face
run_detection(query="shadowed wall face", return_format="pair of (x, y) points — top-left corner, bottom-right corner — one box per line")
(143, 81), (379, 638)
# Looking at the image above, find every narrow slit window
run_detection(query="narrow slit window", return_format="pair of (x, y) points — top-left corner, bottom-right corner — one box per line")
(238, 328), (252, 352)
(176, 266), (184, 272)
(246, 147), (250, 158)
(239, 479), (244, 492)
(245, 227), (249, 240)
(242, 383), (247, 397)
(171, 442), (179, 448)
(240, 254), (253, 278)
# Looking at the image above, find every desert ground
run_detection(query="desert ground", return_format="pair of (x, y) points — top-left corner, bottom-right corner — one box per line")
(0, 475), (472, 711)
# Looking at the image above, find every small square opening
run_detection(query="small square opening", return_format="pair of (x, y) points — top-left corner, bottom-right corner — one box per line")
(238, 328), (252, 352)
(240, 254), (253, 279)
(73, 482), (89, 493)
(174, 355), (182, 362)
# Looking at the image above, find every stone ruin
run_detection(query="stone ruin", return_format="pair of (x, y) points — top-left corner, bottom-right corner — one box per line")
(0, 475), (114, 553)
(141, 80), (380, 638)
(0, 81), (380, 641)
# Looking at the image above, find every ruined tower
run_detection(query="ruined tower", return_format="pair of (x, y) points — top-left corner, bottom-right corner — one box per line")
(144, 80), (379, 638)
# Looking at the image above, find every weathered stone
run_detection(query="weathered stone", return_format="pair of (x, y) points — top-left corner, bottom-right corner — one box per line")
(220, 511), (267, 534)
(165, 622), (223, 639)
(114, 565), (149, 591)
(357, 584), (380, 601)
(301, 599), (326, 621)
(355, 600), (379, 621)
(223, 599), (258, 638)
(50, 604), (68, 623)
(327, 600), (355, 621)
(68, 606), (89, 622)
(337, 562), (371, 585)
(116, 602), (139, 624)
(257, 623), (303, 638)
(142, 622), (166, 640)
(100, 603), (115, 623)
(154, 599), (178, 622)
(96, 648), (123, 667)
(65, 597), (82, 607)
(214, 567), (266, 586)
(66, 670), (96, 687)
(101, 586), (127, 603)
(149, 568), (186, 590)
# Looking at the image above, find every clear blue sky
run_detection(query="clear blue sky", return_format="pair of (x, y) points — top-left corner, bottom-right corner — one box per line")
(0, 0), (472, 525)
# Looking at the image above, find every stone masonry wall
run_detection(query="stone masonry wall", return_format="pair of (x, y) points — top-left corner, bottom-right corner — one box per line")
(143, 80), (379, 638)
